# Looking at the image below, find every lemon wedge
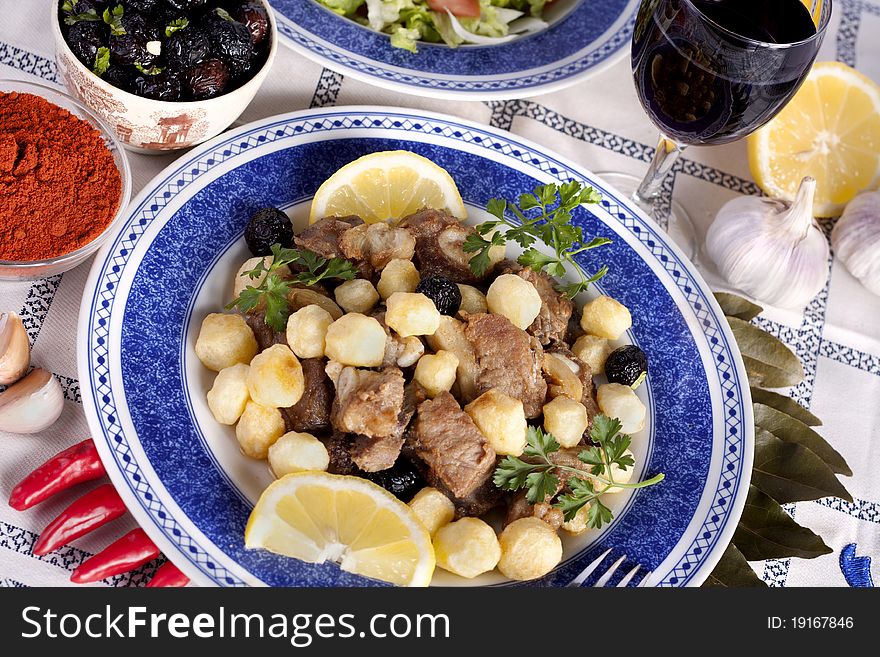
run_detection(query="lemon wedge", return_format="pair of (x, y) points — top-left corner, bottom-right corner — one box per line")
(244, 472), (435, 587)
(748, 61), (880, 216)
(309, 150), (467, 224)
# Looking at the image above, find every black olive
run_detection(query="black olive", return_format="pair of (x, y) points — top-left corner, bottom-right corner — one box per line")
(103, 64), (135, 92)
(184, 58), (230, 99)
(66, 20), (106, 68)
(244, 208), (294, 256)
(133, 70), (182, 101)
(228, 1), (270, 46)
(164, 25), (211, 69)
(416, 275), (462, 316)
(205, 11), (253, 77)
(122, 0), (159, 12)
(164, 0), (208, 11)
(360, 459), (426, 502)
(109, 12), (161, 66)
(604, 345), (648, 388)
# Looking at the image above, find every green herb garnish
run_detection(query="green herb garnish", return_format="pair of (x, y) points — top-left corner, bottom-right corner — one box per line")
(464, 181), (610, 299)
(63, 0), (101, 26)
(165, 17), (189, 37)
(134, 62), (164, 75)
(227, 244), (357, 331)
(214, 7), (235, 22)
(103, 4), (125, 36)
(92, 47), (110, 76)
(493, 417), (664, 529)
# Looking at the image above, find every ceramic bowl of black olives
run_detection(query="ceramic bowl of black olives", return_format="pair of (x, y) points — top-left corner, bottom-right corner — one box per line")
(52, 0), (276, 152)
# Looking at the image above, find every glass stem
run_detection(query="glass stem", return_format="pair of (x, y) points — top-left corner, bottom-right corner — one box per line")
(632, 134), (687, 212)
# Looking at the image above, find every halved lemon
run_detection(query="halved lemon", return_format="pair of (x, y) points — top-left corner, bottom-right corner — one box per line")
(309, 150), (467, 224)
(748, 61), (880, 216)
(244, 472), (435, 587)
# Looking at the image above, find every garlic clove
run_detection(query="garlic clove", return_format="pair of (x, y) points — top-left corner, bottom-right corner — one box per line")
(0, 313), (30, 385)
(831, 190), (880, 297)
(0, 368), (64, 434)
(706, 177), (829, 308)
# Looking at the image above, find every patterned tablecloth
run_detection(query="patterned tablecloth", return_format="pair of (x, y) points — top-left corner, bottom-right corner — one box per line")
(1, 2), (878, 588)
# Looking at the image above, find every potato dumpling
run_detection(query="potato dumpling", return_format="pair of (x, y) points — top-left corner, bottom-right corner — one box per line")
(385, 292), (441, 337)
(457, 284), (488, 315)
(597, 383), (646, 434)
(465, 388), (527, 456)
(572, 334), (613, 375)
(246, 344), (304, 408)
(268, 431), (330, 477)
(543, 395), (588, 448)
(236, 400), (285, 459)
(195, 313), (258, 372)
(324, 313), (387, 367)
(408, 487), (455, 536)
(207, 363), (250, 425)
(414, 350), (459, 398)
(334, 279), (380, 314)
(433, 517), (501, 578)
(497, 517), (563, 581)
(377, 258), (420, 300)
(560, 503), (592, 536)
(486, 274), (542, 330)
(595, 448), (636, 494)
(286, 304), (333, 360)
(580, 295), (632, 340)
(232, 256), (277, 299)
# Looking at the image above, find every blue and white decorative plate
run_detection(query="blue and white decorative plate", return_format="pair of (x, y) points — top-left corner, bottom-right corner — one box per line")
(269, 0), (638, 99)
(78, 107), (753, 587)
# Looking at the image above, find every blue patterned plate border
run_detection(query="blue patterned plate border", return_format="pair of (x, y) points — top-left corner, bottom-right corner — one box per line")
(78, 106), (753, 587)
(269, 0), (638, 99)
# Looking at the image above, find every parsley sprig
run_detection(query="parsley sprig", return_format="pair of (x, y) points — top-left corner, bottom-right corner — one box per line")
(226, 244), (356, 331)
(62, 0), (101, 26)
(103, 5), (125, 36)
(493, 416), (664, 529)
(463, 181), (611, 299)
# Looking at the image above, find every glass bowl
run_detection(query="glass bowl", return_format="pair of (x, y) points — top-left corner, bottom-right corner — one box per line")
(0, 79), (132, 281)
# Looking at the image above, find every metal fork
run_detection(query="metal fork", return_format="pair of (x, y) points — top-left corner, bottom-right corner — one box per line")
(567, 548), (652, 587)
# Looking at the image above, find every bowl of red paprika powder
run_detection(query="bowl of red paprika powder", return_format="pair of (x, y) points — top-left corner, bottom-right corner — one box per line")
(0, 79), (131, 281)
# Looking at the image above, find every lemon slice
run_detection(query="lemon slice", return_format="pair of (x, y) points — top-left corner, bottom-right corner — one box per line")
(748, 61), (880, 216)
(244, 472), (435, 587)
(309, 150), (467, 224)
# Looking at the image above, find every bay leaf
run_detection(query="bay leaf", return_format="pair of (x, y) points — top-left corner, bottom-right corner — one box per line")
(727, 316), (804, 388)
(703, 543), (767, 587)
(750, 387), (821, 426)
(754, 403), (851, 476)
(714, 292), (763, 321)
(733, 485), (832, 560)
(752, 429), (852, 503)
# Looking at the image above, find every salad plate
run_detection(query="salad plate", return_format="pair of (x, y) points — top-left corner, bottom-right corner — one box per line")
(269, 0), (639, 99)
(78, 106), (752, 587)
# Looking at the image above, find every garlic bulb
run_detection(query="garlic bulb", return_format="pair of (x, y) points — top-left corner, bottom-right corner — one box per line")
(0, 368), (64, 434)
(0, 312), (30, 385)
(706, 177), (829, 308)
(831, 191), (880, 296)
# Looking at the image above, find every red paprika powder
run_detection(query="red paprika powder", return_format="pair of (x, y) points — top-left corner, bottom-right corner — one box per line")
(0, 91), (122, 262)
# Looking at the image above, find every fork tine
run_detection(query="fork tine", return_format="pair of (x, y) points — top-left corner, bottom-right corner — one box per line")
(567, 548), (612, 587)
(616, 564), (641, 587)
(637, 571), (653, 587)
(594, 554), (627, 587)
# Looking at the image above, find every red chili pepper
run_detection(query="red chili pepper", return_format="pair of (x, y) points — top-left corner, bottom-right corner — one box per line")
(33, 484), (127, 556)
(70, 529), (160, 584)
(9, 439), (105, 511)
(146, 561), (190, 588)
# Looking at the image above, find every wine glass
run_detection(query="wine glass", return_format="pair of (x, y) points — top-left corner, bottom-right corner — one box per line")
(599, 0), (831, 257)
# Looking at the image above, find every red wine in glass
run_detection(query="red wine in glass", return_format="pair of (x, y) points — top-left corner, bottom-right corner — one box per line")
(609, 0), (830, 257)
(633, 0), (821, 145)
